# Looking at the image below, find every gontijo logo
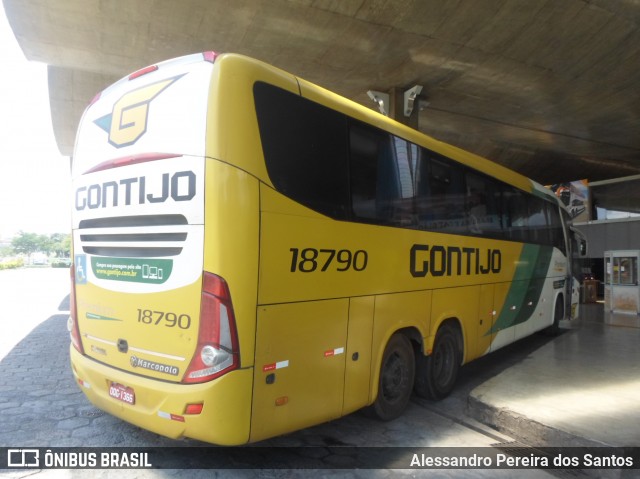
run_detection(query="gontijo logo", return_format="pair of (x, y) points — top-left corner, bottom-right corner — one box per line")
(94, 74), (185, 148)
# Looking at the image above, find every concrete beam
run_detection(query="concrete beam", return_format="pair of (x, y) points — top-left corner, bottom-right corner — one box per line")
(48, 66), (118, 156)
(4, 0), (640, 185)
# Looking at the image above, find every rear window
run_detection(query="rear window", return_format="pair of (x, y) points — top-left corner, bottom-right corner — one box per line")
(253, 82), (349, 219)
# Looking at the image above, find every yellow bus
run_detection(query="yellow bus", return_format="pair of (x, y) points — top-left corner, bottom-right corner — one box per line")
(69, 51), (583, 445)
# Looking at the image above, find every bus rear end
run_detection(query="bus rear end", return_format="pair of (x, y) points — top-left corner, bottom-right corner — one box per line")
(69, 52), (253, 445)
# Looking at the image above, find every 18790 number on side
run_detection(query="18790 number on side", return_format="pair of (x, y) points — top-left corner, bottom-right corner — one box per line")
(289, 248), (368, 273)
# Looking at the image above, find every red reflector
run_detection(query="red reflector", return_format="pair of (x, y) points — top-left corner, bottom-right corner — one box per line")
(185, 403), (204, 415)
(170, 413), (185, 423)
(129, 64), (159, 80)
(203, 51), (218, 63)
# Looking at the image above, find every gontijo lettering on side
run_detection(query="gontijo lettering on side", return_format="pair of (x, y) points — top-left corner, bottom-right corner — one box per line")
(410, 244), (502, 278)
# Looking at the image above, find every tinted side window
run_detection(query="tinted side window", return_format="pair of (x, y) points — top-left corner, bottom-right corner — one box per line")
(547, 202), (566, 253)
(503, 189), (566, 249)
(349, 123), (383, 221)
(349, 124), (419, 227)
(254, 81), (567, 249)
(504, 187), (529, 242)
(465, 170), (503, 238)
(254, 82), (349, 219)
(415, 153), (466, 233)
(527, 196), (548, 245)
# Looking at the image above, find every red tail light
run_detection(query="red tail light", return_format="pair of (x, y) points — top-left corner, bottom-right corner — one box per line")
(68, 264), (84, 354)
(203, 51), (218, 63)
(183, 273), (239, 383)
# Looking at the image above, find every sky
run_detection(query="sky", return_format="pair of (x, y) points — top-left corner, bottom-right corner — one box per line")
(0, 3), (71, 239)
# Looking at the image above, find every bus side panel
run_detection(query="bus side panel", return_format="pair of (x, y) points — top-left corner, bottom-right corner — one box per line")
(343, 296), (375, 415)
(489, 282), (518, 352)
(203, 160), (260, 369)
(485, 244), (563, 350)
(258, 187), (434, 304)
(438, 280), (514, 357)
(250, 299), (348, 443)
(476, 284), (496, 360)
(513, 279), (555, 340)
(513, 247), (565, 339)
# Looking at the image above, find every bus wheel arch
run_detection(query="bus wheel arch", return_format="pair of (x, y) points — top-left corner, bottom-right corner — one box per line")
(414, 319), (463, 400)
(543, 293), (564, 336)
(367, 330), (417, 421)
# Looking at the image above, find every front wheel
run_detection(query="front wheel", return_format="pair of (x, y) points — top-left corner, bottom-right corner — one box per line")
(368, 333), (415, 421)
(415, 323), (460, 400)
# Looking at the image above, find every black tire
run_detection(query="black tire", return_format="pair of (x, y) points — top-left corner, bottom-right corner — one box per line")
(368, 333), (415, 421)
(414, 323), (460, 400)
(543, 296), (564, 336)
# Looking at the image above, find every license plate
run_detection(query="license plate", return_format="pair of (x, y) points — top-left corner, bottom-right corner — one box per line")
(109, 382), (135, 405)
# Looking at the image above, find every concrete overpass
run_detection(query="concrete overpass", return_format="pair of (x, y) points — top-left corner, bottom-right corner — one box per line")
(4, 0), (640, 195)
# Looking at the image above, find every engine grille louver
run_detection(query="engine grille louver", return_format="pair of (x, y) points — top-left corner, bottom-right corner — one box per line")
(78, 215), (188, 258)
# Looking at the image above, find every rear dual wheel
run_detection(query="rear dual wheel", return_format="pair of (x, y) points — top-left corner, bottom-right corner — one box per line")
(369, 333), (415, 421)
(414, 323), (460, 400)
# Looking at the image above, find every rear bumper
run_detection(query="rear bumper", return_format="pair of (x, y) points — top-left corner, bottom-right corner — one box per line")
(70, 345), (253, 445)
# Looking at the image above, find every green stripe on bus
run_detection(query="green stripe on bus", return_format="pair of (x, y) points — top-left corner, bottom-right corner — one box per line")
(487, 244), (553, 334)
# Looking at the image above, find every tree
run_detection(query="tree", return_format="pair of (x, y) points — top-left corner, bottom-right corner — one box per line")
(10, 232), (71, 258)
(50, 233), (71, 257)
(11, 231), (41, 256)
